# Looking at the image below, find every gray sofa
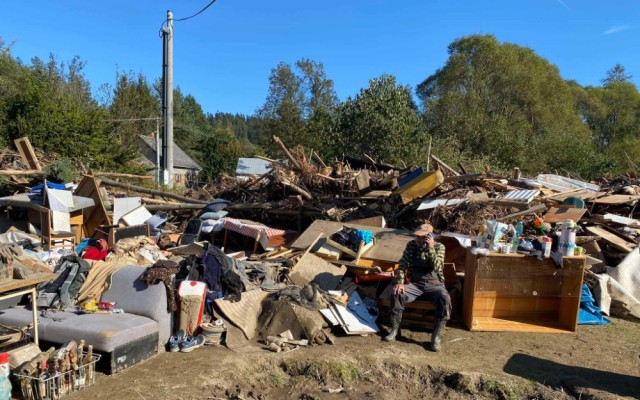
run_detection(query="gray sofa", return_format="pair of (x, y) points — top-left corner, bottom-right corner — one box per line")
(0, 266), (172, 373)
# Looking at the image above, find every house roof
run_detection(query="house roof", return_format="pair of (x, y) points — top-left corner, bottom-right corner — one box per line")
(236, 157), (272, 177)
(139, 136), (201, 170)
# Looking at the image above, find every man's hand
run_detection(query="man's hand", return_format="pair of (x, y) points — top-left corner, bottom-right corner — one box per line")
(392, 283), (405, 295)
(426, 235), (435, 249)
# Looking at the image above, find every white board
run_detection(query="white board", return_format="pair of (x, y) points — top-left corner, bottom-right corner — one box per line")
(417, 198), (467, 211)
(113, 197), (142, 225)
(46, 187), (74, 212)
(319, 308), (339, 326)
(51, 210), (71, 232)
(121, 205), (152, 226)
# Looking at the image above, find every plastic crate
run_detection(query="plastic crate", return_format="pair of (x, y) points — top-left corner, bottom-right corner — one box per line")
(14, 352), (100, 400)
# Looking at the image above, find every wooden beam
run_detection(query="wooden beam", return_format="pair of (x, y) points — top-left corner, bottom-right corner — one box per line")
(430, 155), (459, 176)
(273, 135), (302, 170)
(95, 176), (208, 204)
(13, 137), (41, 171)
(497, 204), (547, 221)
(444, 173), (484, 183)
(94, 172), (154, 180)
(144, 203), (206, 211)
(0, 169), (44, 176)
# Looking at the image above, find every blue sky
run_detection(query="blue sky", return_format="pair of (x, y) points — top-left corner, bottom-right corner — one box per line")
(1, 1), (638, 115)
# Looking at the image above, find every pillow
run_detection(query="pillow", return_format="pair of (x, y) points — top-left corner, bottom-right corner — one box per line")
(203, 199), (231, 213)
(199, 211), (228, 220)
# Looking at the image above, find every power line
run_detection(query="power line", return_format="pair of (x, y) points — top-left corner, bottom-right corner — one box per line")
(158, 0), (218, 36)
(174, 0), (218, 22)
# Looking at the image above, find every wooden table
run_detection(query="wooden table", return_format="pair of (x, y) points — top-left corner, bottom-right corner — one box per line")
(0, 273), (56, 345)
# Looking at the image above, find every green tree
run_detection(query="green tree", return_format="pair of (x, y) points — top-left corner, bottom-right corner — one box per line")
(574, 65), (640, 173)
(258, 58), (337, 156)
(173, 87), (214, 162)
(104, 70), (160, 166)
(417, 34), (596, 175)
(4, 54), (111, 166)
(198, 130), (243, 180)
(602, 63), (632, 86)
(336, 74), (427, 165)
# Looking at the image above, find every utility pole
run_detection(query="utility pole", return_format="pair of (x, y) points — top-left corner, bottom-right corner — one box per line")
(161, 10), (174, 188)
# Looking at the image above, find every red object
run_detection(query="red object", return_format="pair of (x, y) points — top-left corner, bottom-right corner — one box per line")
(98, 301), (115, 311)
(0, 353), (8, 364)
(82, 247), (108, 261)
(355, 273), (394, 284)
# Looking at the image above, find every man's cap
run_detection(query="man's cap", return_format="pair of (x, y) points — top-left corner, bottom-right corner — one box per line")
(413, 223), (433, 237)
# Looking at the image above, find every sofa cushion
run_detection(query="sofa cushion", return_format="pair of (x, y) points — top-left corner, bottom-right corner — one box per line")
(101, 265), (172, 348)
(42, 313), (158, 352)
(0, 307), (158, 353)
(100, 266), (168, 323)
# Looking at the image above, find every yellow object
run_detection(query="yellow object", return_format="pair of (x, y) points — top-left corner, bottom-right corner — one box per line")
(81, 299), (98, 313)
(393, 170), (445, 204)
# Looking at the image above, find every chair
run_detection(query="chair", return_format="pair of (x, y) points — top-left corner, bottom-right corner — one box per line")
(40, 210), (77, 251)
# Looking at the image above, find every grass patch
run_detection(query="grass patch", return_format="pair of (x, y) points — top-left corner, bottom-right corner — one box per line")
(280, 359), (360, 385)
(480, 377), (530, 400)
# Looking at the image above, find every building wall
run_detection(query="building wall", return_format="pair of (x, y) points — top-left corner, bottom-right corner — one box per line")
(147, 167), (199, 188)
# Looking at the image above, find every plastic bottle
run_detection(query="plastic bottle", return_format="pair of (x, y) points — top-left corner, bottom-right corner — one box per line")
(511, 222), (524, 252)
(559, 220), (577, 256)
(543, 237), (553, 258)
(0, 353), (11, 400)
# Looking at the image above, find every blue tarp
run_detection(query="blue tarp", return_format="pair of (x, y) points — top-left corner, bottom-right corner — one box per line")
(578, 283), (610, 325)
(397, 167), (424, 187)
(30, 182), (67, 194)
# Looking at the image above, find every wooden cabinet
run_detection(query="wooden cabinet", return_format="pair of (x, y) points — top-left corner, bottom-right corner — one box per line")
(463, 251), (585, 333)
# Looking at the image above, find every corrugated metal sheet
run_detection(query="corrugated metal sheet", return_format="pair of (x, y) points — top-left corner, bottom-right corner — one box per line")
(536, 174), (600, 193)
(236, 157), (272, 177)
(503, 189), (540, 203)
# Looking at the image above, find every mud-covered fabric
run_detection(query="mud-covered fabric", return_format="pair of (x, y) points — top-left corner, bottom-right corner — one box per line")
(36, 255), (91, 309)
(141, 260), (180, 312)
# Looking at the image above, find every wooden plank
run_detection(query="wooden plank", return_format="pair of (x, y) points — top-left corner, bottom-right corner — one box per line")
(543, 206), (588, 223)
(0, 273), (55, 294)
(315, 241), (342, 260)
(290, 220), (412, 263)
(326, 238), (358, 258)
(473, 197), (530, 210)
(589, 194), (640, 205)
(586, 226), (636, 253)
(290, 253), (346, 291)
(74, 175), (111, 238)
(430, 155), (459, 176)
(13, 137), (41, 171)
(344, 215), (386, 227)
(462, 251), (477, 330)
(355, 170), (370, 192)
(355, 240), (374, 263)
(497, 204), (546, 222)
(468, 317), (575, 333)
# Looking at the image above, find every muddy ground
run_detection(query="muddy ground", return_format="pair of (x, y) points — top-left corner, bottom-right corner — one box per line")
(67, 318), (639, 400)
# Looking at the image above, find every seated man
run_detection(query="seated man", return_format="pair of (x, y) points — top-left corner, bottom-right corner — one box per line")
(383, 223), (452, 351)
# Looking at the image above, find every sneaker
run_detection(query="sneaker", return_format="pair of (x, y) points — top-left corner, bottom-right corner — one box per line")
(180, 335), (205, 353)
(169, 329), (186, 352)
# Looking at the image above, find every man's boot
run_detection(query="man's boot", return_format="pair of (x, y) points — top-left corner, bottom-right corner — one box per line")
(430, 319), (446, 351)
(383, 315), (401, 342)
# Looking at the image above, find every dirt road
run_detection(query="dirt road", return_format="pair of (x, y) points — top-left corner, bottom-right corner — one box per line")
(68, 318), (639, 400)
